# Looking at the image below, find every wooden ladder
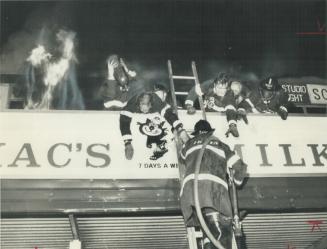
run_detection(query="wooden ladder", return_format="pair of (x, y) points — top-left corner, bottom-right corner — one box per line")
(167, 60), (207, 120)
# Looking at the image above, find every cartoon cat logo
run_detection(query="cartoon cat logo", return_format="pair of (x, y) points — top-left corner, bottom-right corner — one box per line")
(137, 117), (168, 160)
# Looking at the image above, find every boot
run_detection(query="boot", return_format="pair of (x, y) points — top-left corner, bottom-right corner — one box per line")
(204, 212), (233, 249)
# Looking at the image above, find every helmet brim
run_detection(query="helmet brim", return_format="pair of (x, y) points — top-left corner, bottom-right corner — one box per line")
(191, 128), (215, 136)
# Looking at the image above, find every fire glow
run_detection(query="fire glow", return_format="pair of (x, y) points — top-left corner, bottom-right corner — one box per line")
(25, 29), (82, 110)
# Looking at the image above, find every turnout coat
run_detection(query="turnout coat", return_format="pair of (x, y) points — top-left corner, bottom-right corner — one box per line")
(180, 132), (247, 226)
(243, 88), (288, 114)
(185, 79), (248, 124)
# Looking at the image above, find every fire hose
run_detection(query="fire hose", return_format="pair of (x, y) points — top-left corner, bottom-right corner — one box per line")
(193, 134), (243, 249)
(193, 135), (226, 249)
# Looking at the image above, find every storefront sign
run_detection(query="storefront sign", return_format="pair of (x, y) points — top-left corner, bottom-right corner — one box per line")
(280, 82), (309, 104)
(278, 77), (326, 106)
(0, 111), (326, 178)
(306, 84), (327, 105)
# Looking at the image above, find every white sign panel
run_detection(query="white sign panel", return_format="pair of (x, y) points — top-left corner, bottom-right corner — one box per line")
(306, 84), (327, 105)
(0, 111), (179, 179)
(0, 111), (326, 179)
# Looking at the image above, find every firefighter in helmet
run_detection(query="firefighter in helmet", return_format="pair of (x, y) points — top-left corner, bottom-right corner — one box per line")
(185, 73), (241, 137)
(101, 54), (137, 110)
(241, 77), (288, 120)
(180, 119), (248, 249)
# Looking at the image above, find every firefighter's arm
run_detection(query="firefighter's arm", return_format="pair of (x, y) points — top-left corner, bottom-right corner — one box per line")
(159, 104), (189, 143)
(185, 86), (199, 114)
(107, 59), (118, 80)
(244, 91), (261, 113)
(222, 143), (248, 186)
(276, 91), (288, 120)
(120, 110), (134, 160)
(161, 104), (183, 130)
(120, 58), (137, 78)
(227, 153), (248, 186)
(185, 80), (212, 113)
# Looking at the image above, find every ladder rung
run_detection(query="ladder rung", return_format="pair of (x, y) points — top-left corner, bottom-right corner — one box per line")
(175, 92), (188, 95)
(172, 75), (196, 80)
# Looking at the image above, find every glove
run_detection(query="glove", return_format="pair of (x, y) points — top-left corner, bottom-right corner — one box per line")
(128, 70), (137, 78)
(107, 62), (115, 80)
(237, 109), (248, 124)
(186, 104), (196, 115)
(207, 100), (215, 109)
(120, 58), (137, 78)
(278, 106), (288, 120)
(225, 123), (239, 138)
(177, 128), (190, 144)
(124, 141), (134, 160)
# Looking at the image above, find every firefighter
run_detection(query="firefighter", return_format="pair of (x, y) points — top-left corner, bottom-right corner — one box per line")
(180, 119), (247, 249)
(120, 91), (188, 160)
(185, 73), (242, 137)
(242, 77), (288, 120)
(101, 54), (137, 110)
(229, 80), (251, 125)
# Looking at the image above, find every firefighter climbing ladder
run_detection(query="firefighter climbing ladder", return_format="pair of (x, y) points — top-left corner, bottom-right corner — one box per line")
(167, 60), (241, 249)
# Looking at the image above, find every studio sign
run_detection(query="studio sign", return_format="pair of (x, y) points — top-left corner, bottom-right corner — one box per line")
(0, 142), (326, 168)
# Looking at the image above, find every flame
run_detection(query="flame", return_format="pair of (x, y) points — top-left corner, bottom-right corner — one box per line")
(44, 59), (70, 87)
(26, 45), (51, 66)
(44, 30), (76, 87)
(56, 30), (76, 61)
(25, 29), (84, 110)
(39, 30), (76, 109)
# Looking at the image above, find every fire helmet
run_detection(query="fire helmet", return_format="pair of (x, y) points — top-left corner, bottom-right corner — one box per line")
(214, 72), (230, 85)
(191, 119), (215, 136)
(260, 77), (279, 91)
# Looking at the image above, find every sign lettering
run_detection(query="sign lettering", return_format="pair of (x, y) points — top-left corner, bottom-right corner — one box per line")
(0, 112), (326, 179)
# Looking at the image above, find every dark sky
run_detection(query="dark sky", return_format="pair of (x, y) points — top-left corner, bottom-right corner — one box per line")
(0, 0), (326, 80)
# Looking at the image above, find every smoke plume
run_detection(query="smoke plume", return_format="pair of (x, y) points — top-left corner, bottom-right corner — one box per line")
(0, 2), (76, 75)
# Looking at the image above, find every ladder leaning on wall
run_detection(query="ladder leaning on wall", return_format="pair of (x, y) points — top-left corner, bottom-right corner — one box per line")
(167, 60), (204, 249)
(167, 60), (241, 249)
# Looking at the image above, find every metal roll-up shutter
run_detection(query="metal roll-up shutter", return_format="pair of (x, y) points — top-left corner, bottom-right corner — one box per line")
(243, 212), (327, 249)
(77, 216), (189, 249)
(1, 212), (327, 249)
(1, 218), (73, 249)
(1, 215), (189, 249)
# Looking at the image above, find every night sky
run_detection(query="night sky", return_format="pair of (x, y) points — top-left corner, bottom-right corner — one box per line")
(0, 0), (326, 107)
